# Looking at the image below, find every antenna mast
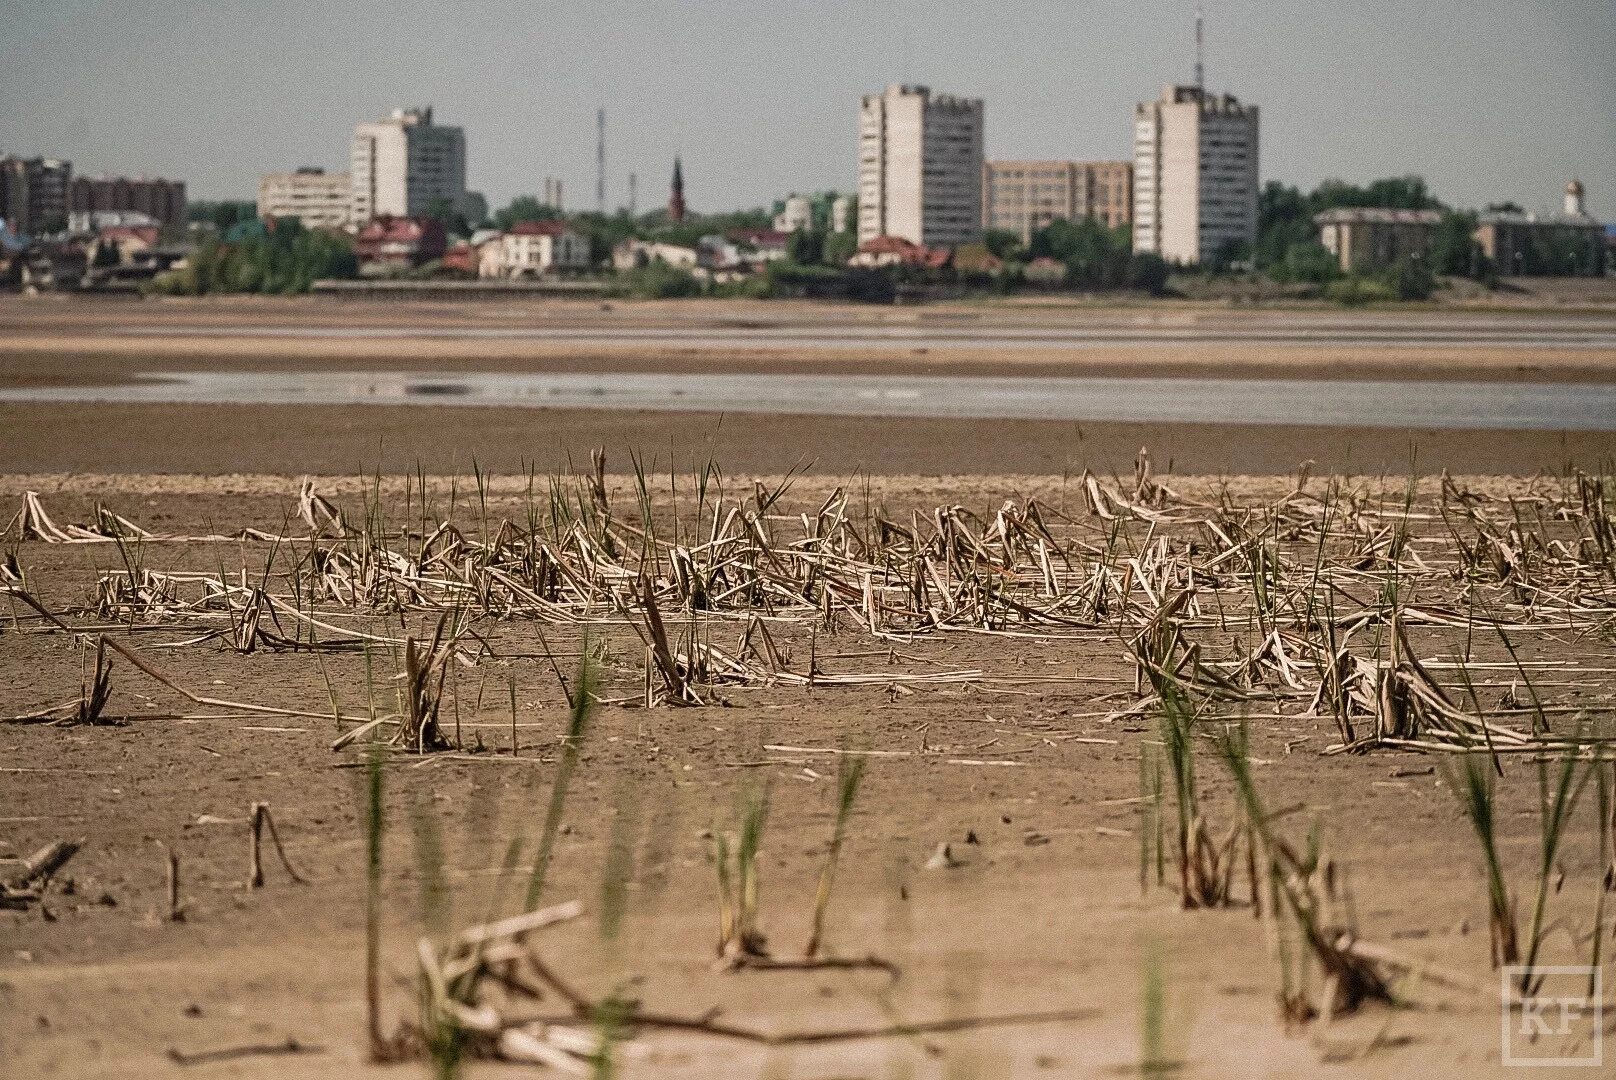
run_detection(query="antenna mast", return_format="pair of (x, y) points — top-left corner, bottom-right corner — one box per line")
(1194, 4), (1204, 90)
(596, 108), (606, 214)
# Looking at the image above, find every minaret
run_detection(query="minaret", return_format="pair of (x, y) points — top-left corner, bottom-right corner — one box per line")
(669, 157), (686, 223)
(1565, 179), (1586, 217)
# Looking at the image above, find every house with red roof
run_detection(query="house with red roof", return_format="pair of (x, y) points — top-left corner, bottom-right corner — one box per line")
(847, 235), (952, 270)
(353, 215), (446, 272)
(479, 220), (591, 278)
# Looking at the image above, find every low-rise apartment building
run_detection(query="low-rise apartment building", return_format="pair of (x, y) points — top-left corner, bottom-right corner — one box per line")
(1474, 181), (1605, 276)
(258, 168), (352, 229)
(1314, 207), (1440, 273)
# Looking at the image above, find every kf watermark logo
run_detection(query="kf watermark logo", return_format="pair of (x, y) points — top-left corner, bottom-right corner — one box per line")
(1502, 966), (1602, 1068)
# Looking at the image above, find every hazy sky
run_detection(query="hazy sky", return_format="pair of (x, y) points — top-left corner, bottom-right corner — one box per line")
(3, 0), (1613, 220)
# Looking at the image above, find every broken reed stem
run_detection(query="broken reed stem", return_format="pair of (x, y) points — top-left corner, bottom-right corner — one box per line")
(248, 802), (307, 889)
(166, 846), (182, 922)
(509, 675), (518, 757)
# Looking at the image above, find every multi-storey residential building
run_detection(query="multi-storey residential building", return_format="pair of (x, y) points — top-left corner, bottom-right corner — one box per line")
(258, 168), (353, 229)
(1132, 85), (1258, 265)
(350, 108), (467, 223)
(857, 84), (984, 247)
(982, 160), (1133, 242)
(0, 156), (73, 235)
(67, 174), (186, 226)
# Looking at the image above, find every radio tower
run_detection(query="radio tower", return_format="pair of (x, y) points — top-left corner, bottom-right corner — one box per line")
(1194, 4), (1204, 90)
(628, 172), (637, 217)
(596, 109), (606, 214)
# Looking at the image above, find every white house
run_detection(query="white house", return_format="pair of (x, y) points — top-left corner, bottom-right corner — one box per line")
(773, 195), (813, 233)
(480, 220), (591, 279)
(612, 238), (699, 271)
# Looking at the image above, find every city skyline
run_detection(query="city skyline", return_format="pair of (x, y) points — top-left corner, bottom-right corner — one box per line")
(1, 0), (1612, 220)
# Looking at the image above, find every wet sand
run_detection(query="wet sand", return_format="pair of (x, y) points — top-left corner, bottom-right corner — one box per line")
(3, 399), (1613, 476)
(2, 296), (1615, 476)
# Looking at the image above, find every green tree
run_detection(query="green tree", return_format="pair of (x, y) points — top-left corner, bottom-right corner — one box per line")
(1382, 256), (1436, 301)
(1125, 252), (1170, 294)
(1268, 240), (1340, 284)
(186, 201), (258, 230)
(822, 230), (858, 266)
(1030, 218), (1131, 286)
(982, 229), (1025, 261)
(618, 261), (701, 298)
(419, 196), (470, 237)
(787, 229), (824, 266)
(149, 218), (356, 295)
(1255, 182), (1313, 270)
(492, 196), (562, 230)
(1429, 210), (1481, 276)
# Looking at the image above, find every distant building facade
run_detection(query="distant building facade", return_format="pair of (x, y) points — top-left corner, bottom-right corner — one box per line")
(0, 156), (73, 235)
(982, 160), (1133, 242)
(1314, 208), (1440, 273)
(1474, 181), (1605, 277)
(353, 215), (447, 272)
(774, 195), (813, 233)
(68, 210), (158, 232)
(68, 174), (186, 227)
(350, 108), (467, 223)
(726, 228), (791, 266)
(848, 235), (952, 270)
(831, 195), (853, 234)
(1133, 85), (1259, 264)
(858, 84), (984, 248)
(258, 168), (352, 229)
(612, 238), (698, 271)
(482, 220), (591, 278)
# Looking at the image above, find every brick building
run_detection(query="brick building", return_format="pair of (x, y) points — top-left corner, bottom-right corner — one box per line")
(67, 174), (186, 226)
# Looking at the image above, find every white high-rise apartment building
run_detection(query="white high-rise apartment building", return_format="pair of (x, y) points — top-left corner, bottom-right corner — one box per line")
(350, 108), (467, 223)
(857, 85), (984, 247)
(1132, 85), (1258, 265)
(258, 168), (352, 229)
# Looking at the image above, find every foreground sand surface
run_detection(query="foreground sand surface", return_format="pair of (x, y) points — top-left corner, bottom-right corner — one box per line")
(4, 297), (1615, 1075)
(3, 466), (1614, 1078)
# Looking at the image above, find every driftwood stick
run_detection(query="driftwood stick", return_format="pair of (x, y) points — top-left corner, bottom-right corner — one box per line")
(98, 636), (359, 722)
(166, 1037), (323, 1066)
(525, 1006), (1097, 1046)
